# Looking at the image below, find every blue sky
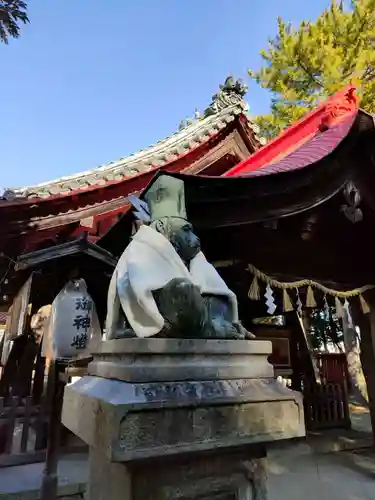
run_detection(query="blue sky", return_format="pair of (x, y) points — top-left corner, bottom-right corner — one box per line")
(0, 0), (332, 188)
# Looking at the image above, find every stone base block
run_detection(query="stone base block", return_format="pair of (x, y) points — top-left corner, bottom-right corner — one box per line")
(87, 338), (274, 383)
(86, 444), (268, 500)
(63, 375), (304, 462)
(62, 339), (305, 500)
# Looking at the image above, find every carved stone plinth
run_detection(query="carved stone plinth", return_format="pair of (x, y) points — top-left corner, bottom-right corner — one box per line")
(87, 338), (274, 382)
(62, 339), (305, 499)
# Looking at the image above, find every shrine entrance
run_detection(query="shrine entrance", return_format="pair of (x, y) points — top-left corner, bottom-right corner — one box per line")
(201, 191), (373, 434)
(156, 174), (375, 435)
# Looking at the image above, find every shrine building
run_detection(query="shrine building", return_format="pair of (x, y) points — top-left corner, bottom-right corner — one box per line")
(2, 77), (375, 446)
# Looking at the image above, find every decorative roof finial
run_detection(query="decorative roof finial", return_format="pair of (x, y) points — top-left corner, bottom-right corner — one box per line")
(0, 188), (18, 201)
(204, 76), (249, 117)
(179, 108), (201, 130)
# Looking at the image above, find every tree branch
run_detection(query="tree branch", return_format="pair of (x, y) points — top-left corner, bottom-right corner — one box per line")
(295, 53), (324, 89)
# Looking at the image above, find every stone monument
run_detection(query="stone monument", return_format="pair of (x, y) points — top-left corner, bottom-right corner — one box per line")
(62, 173), (305, 500)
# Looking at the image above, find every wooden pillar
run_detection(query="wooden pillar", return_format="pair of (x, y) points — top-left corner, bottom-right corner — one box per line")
(353, 293), (375, 444)
(289, 326), (302, 392)
(39, 360), (66, 500)
(343, 307), (368, 405)
(286, 311), (320, 389)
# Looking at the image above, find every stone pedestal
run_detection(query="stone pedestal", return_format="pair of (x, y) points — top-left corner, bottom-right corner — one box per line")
(62, 338), (305, 499)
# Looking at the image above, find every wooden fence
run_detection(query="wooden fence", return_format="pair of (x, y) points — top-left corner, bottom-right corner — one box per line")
(316, 353), (350, 388)
(0, 353), (87, 468)
(0, 339), (51, 467)
(0, 395), (48, 466)
(303, 382), (351, 431)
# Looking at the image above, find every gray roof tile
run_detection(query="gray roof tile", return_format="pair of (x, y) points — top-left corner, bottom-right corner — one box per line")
(7, 77), (264, 200)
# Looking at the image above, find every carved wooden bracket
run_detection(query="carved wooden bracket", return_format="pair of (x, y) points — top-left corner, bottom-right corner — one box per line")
(341, 182), (363, 223)
(319, 86), (358, 132)
(301, 213), (319, 241)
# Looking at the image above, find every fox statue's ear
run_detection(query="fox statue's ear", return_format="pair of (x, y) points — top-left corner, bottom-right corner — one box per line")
(127, 195), (151, 222)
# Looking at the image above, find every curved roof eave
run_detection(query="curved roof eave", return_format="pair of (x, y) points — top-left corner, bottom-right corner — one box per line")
(3, 78), (263, 202)
(98, 110), (374, 255)
(140, 111), (372, 228)
(224, 85), (360, 177)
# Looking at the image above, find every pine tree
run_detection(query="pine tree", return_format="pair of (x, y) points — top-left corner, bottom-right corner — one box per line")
(0, 0), (29, 44)
(250, 0), (375, 139)
(309, 307), (343, 352)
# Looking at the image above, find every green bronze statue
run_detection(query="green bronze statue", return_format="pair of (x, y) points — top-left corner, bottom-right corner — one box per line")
(106, 174), (254, 340)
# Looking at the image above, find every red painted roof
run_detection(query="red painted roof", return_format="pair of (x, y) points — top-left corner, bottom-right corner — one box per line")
(242, 113), (357, 177)
(224, 86), (359, 177)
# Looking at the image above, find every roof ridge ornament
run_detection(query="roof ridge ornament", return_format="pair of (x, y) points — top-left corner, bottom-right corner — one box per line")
(179, 109), (201, 131)
(7, 78), (255, 200)
(204, 76), (249, 117)
(319, 86), (358, 132)
(0, 188), (22, 200)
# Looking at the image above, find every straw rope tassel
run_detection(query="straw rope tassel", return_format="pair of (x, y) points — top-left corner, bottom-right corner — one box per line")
(360, 294), (370, 314)
(246, 262), (375, 308)
(335, 296), (344, 318)
(283, 288), (294, 312)
(306, 286), (317, 308)
(248, 275), (260, 301)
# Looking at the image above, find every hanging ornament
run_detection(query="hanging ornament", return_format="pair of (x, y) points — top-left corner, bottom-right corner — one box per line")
(282, 289), (294, 312)
(264, 284), (277, 315)
(306, 286), (317, 308)
(335, 296), (344, 318)
(295, 288), (303, 315)
(248, 275), (260, 301)
(341, 182), (363, 224)
(343, 299), (353, 327)
(323, 294), (330, 319)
